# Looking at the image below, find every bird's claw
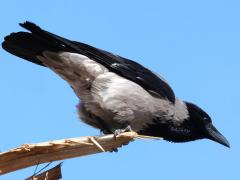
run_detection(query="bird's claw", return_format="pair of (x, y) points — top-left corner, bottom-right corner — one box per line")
(108, 125), (133, 153)
(113, 125), (133, 139)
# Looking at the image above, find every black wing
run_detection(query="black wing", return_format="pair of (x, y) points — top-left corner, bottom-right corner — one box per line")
(72, 43), (176, 103)
(2, 21), (175, 103)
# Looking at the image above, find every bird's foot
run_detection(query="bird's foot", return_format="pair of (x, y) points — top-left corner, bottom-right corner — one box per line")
(109, 125), (133, 153)
(113, 125), (133, 139)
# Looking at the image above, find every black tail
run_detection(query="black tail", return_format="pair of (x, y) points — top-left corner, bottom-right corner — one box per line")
(2, 21), (77, 66)
(2, 21), (119, 67)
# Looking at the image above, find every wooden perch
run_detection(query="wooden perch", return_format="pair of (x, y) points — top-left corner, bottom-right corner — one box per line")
(26, 163), (62, 180)
(0, 132), (142, 175)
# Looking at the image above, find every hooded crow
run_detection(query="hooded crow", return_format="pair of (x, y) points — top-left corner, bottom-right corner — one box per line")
(2, 21), (230, 148)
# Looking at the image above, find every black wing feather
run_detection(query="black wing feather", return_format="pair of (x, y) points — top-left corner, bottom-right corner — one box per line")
(2, 21), (175, 103)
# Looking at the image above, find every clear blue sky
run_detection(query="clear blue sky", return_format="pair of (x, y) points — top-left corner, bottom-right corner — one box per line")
(0, 0), (239, 179)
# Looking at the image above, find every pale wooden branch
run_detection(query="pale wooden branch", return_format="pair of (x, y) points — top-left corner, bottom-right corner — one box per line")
(0, 132), (139, 175)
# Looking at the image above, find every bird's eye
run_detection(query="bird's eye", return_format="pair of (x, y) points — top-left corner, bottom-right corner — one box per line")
(203, 117), (210, 122)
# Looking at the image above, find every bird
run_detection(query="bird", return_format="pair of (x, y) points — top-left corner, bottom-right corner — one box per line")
(2, 21), (230, 148)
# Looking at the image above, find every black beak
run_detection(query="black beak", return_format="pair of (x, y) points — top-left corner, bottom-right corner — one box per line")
(206, 124), (230, 148)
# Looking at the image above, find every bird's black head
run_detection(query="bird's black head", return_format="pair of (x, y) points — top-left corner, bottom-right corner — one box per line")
(185, 102), (230, 148)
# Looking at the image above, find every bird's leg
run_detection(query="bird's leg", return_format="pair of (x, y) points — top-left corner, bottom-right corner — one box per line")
(109, 125), (133, 153)
(113, 125), (133, 138)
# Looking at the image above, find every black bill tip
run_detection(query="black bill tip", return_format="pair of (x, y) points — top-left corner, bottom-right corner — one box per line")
(206, 125), (230, 148)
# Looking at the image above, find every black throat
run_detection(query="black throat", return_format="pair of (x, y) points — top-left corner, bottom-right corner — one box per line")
(138, 115), (204, 143)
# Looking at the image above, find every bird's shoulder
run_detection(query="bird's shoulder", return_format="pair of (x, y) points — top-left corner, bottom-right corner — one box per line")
(72, 41), (176, 103)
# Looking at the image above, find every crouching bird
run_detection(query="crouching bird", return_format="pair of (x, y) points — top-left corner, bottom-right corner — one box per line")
(2, 21), (230, 148)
